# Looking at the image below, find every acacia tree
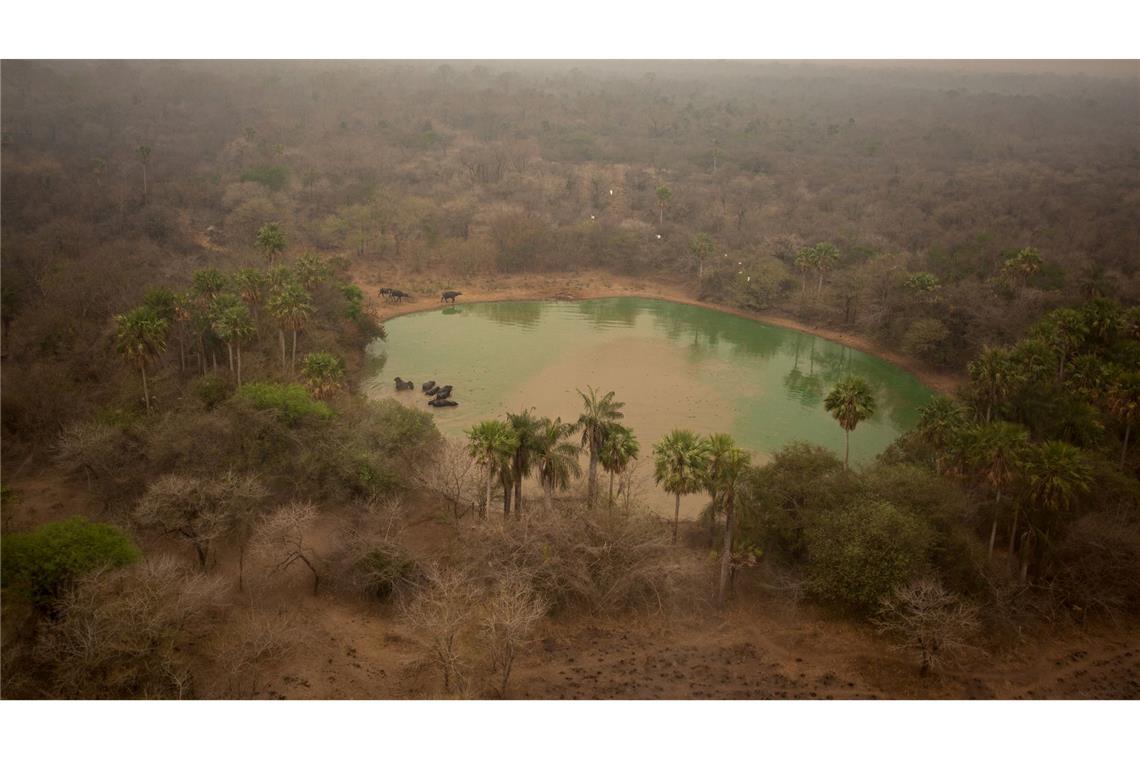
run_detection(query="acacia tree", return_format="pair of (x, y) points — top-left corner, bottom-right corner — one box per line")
(598, 423), (639, 509)
(480, 573), (547, 697)
(250, 502), (325, 595)
(534, 417), (581, 512)
(876, 578), (980, 676)
(466, 420), (518, 518)
(653, 429), (711, 544)
(256, 222), (286, 265)
(114, 306), (168, 413)
(267, 282), (315, 372)
(576, 387), (626, 508)
(823, 376), (877, 470)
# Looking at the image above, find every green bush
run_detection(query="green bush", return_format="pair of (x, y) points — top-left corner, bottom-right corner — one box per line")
(240, 164), (289, 191)
(805, 499), (931, 613)
(192, 374), (233, 410)
(1, 517), (141, 609)
(237, 382), (332, 425)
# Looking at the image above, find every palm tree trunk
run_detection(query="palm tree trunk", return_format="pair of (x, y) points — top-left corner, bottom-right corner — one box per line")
(718, 493), (735, 607)
(543, 480), (553, 512)
(587, 449), (598, 507)
(178, 332), (186, 373)
(844, 430), (850, 470)
(672, 493), (681, 544)
(484, 469), (492, 519)
(140, 364), (151, 413)
(513, 475), (523, 519)
(1007, 503), (1021, 569)
(142, 164), (148, 201)
(1122, 422), (1131, 470)
(291, 330), (298, 371)
(227, 343), (234, 376)
(278, 329), (287, 370)
(987, 490), (1002, 560)
(236, 344), (243, 388)
(608, 471), (615, 510)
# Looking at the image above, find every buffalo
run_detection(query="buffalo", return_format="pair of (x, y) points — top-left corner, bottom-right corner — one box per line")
(394, 376), (414, 391)
(422, 380), (436, 393)
(428, 398), (459, 407)
(441, 290), (462, 303)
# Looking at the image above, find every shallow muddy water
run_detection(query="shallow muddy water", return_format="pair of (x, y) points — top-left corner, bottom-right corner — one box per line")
(365, 298), (933, 517)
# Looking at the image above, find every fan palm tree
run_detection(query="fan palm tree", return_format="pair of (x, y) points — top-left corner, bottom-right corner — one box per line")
(655, 184), (671, 225)
(256, 222), (286, 265)
(653, 429), (711, 544)
(1107, 371), (1140, 469)
(710, 441), (751, 607)
(1020, 441), (1092, 581)
(534, 417), (582, 512)
(267, 283), (315, 372)
(823, 376), (877, 470)
(211, 298), (255, 387)
(1034, 308), (1088, 382)
(137, 145), (151, 201)
(703, 433), (739, 546)
(505, 408), (543, 517)
(967, 347), (1015, 423)
(576, 386), (625, 507)
(916, 396), (966, 474)
(793, 246), (816, 295)
(970, 421), (1029, 560)
(192, 268), (227, 303)
(233, 268), (266, 338)
(690, 233), (714, 282)
(114, 306), (168, 413)
(599, 423), (640, 509)
(300, 352), (345, 399)
(812, 242), (840, 297)
(466, 420), (518, 518)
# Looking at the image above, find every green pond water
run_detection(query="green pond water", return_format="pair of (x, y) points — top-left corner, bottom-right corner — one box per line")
(365, 297), (933, 516)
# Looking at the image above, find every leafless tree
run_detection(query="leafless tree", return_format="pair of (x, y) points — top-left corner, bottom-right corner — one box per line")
(214, 608), (304, 697)
(876, 578), (981, 675)
(249, 502), (324, 595)
(479, 572), (547, 697)
(402, 565), (479, 694)
(133, 471), (266, 571)
(35, 556), (227, 698)
(413, 438), (479, 527)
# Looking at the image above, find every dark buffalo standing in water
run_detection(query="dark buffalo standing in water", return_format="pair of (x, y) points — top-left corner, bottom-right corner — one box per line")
(422, 380), (436, 393)
(394, 377), (414, 391)
(429, 398), (458, 407)
(441, 290), (462, 303)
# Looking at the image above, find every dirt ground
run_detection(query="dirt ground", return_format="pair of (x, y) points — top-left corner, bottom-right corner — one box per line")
(350, 267), (965, 397)
(5, 471), (1137, 700)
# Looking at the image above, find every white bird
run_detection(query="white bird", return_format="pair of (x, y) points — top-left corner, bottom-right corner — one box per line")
(609, 189), (614, 195)
(656, 234), (662, 240)
(747, 276), (751, 282)
(590, 215), (596, 220)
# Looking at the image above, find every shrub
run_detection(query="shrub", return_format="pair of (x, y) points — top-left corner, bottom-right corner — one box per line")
(237, 382), (332, 425)
(240, 164), (289, 191)
(1, 517), (141, 609)
(805, 499), (931, 613)
(192, 373), (232, 409)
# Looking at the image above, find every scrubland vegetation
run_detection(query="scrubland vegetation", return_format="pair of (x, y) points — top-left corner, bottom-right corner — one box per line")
(1, 60), (1138, 699)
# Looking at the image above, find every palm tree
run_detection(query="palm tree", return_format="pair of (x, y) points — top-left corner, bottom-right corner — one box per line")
(576, 386), (625, 508)
(969, 422), (1029, 560)
(505, 409), (543, 517)
(823, 376), (877, 470)
(652, 429), (711, 544)
(598, 423), (640, 509)
(709, 440), (750, 607)
(1021, 441), (1092, 581)
(232, 268), (266, 338)
(967, 347), (1015, 423)
(812, 242), (840, 297)
(655, 184), (671, 226)
(703, 433), (739, 546)
(256, 222), (286, 265)
(534, 417), (582, 512)
(210, 297), (255, 387)
(1034, 308), (1088, 382)
(466, 421), (518, 518)
(114, 306), (168, 413)
(267, 283), (315, 372)
(690, 233), (714, 282)
(1107, 371), (1140, 469)
(137, 145), (151, 201)
(916, 396), (966, 474)
(192, 268), (227, 303)
(793, 247), (816, 296)
(295, 254), (331, 289)
(1000, 246), (1042, 292)
(300, 351), (345, 399)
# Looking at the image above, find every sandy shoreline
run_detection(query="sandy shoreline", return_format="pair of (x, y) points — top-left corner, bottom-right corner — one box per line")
(350, 268), (964, 396)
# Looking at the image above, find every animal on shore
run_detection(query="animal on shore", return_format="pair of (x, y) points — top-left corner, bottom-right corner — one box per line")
(441, 290), (462, 303)
(422, 380), (436, 393)
(394, 377), (414, 391)
(380, 287), (411, 303)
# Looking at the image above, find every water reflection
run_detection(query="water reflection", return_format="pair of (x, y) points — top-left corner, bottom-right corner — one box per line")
(478, 300), (543, 328)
